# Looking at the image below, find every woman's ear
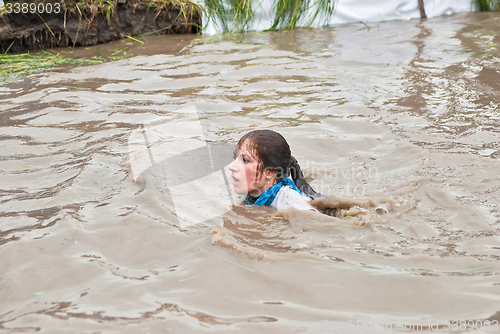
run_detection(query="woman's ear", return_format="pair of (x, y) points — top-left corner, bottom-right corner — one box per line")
(273, 167), (287, 180)
(264, 167), (277, 179)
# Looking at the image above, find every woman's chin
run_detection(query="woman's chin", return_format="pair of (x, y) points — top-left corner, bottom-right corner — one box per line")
(232, 185), (248, 196)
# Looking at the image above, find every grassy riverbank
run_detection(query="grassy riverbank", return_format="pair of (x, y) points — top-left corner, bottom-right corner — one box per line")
(0, 0), (202, 53)
(0, 0), (201, 19)
(2, 0), (498, 81)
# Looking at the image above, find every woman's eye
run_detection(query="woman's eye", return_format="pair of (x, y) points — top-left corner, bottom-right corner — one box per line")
(243, 158), (249, 163)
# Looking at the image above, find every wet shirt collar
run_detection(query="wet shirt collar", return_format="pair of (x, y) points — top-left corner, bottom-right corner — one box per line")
(247, 178), (301, 206)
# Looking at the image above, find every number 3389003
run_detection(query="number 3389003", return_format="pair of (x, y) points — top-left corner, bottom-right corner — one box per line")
(6, 2), (61, 14)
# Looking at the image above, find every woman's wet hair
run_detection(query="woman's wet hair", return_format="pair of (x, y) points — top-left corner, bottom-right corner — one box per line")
(237, 130), (320, 199)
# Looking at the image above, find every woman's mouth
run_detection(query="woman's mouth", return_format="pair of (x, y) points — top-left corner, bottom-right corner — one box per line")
(231, 176), (239, 185)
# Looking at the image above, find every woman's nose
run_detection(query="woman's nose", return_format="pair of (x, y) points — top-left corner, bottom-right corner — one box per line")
(228, 159), (237, 172)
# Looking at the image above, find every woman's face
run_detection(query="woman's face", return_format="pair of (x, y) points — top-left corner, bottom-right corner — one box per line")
(228, 142), (272, 197)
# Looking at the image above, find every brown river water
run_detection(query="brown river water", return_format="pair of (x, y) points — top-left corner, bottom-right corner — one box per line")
(1, 12), (500, 334)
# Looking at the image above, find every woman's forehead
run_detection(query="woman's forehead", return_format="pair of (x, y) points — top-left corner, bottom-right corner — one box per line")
(235, 141), (257, 159)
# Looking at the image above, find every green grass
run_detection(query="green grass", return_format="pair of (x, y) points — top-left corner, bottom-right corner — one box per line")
(202, 0), (335, 34)
(271, 0), (335, 30)
(0, 48), (125, 82)
(474, 0), (500, 11)
(204, 0), (255, 33)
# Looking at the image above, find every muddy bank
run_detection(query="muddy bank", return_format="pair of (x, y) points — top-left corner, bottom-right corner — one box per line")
(0, 0), (201, 53)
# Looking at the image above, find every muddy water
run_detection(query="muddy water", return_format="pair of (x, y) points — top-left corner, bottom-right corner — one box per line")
(1, 12), (500, 333)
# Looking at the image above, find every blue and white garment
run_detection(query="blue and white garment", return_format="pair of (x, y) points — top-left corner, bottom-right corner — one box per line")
(247, 178), (317, 212)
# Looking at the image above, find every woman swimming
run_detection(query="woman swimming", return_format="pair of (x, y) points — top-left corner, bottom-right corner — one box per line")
(228, 130), (321, 212)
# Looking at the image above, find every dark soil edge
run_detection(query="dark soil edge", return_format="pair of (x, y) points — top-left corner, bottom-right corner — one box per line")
(0, 1), (201, 53)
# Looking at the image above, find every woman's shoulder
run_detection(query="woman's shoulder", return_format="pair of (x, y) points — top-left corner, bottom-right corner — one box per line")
(270, 185), (318, 212)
